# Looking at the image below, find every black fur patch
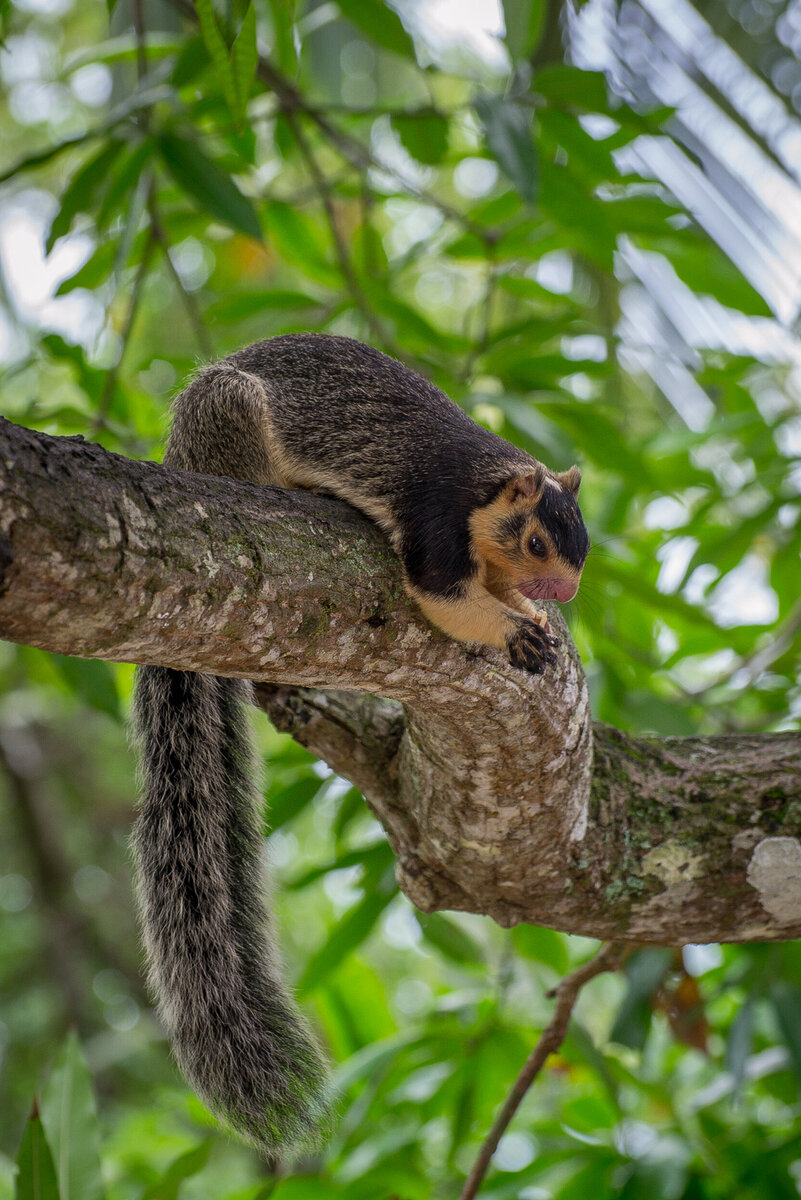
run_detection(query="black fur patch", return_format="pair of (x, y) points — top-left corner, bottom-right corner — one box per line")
(399, 477), (482, 597)
(498, 509), (529, 548)
(536, 485), (590, 568)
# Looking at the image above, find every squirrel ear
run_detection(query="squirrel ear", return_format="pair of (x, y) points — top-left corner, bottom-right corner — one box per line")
(507, 464), (545, 503)
(557, 465), (581, 496)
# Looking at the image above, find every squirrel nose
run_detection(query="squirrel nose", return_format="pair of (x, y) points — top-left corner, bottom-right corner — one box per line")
(545, 579), (578, 603)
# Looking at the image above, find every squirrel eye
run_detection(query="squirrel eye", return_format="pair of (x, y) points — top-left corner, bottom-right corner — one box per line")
(528, 536), (547, 559)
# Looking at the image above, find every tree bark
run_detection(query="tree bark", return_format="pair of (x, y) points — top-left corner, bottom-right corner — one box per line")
(1, 417), (799, 944)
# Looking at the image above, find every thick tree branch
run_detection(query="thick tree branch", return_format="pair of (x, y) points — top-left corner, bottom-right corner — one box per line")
(1, 417), (799, 944)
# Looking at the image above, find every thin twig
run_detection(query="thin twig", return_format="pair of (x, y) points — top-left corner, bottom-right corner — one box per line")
(91, 230), (155, 435)
(284, 109), (391, 348)
(131, 0), (148, 83)
(0, 731), (146, 1023)
(459, 941), (628, 1200)
(148, 197), (214, 360)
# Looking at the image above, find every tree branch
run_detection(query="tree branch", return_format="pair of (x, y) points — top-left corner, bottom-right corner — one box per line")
(459, 941), (627, 1200)
(1, 417), (799, 944)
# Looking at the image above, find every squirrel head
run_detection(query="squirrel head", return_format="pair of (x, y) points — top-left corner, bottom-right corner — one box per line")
(470, 463), (589, 604)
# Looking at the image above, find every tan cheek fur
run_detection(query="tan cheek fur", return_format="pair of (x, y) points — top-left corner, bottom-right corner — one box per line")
(469, 490), (545, 603)
(468, 485), (582, 617)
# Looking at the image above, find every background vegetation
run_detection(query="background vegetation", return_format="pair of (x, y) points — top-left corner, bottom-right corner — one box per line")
(0, 0), (800, 1195)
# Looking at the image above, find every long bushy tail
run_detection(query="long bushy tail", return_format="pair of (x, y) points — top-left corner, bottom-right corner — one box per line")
(132, 666), (329, 1152)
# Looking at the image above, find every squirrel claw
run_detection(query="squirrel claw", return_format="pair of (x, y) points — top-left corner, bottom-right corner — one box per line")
(506, 621), (559, 675)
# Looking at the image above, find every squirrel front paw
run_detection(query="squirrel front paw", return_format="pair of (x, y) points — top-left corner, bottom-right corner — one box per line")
(506, 621), (560, 675)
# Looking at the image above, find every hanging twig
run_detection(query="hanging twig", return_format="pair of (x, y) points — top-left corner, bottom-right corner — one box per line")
(0, 731), (146, 1023)
(131, 0), (148, 83)
(147, 197), (214, 360)
(284, 109), (391, 349)
(91, 230), (156, 434)
(459, 941), (628, 1200)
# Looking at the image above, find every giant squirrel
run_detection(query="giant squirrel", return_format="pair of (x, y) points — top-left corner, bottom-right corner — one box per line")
(132, 333), (589, 1152)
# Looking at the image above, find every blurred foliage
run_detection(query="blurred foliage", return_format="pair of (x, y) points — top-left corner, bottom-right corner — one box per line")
(0, 0), (800, 1196)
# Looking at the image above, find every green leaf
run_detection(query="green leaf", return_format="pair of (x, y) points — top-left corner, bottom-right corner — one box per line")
(54, 242), (115, 295)
(46, 140), (126, 252)
(0, 132), (97, 187)
(370, 292), (469, 353)
(333, 786), (365, 842)
(49, 655), (121, 722)
(501, 0), (545, 60)
(158, 132), (262, 239)
(231, 4), (258, 132)
(195, 0), (241, 126)
(771, 983), (801, 1081)
(298, 884), (397, 994)
(40, 1033), (105, 1200)
(267, 775), (325, 833)
(14, 1109), (59, 1200)
(537, 159), (613, 266)
(335, 0), (416, 59)
(39, 335), (104, 398)
(416, 913), (484, 965)
(390, 108), (449, 165)
(492, 397), (575, 463)
(511, 923), (569, 973)
(533, 64), (610, 112)
(96, 139), (154, 231)
(334, 1029), (423, 1092)
(171, 35), (211, 87)
(264, 200), (338, 286)
(726, 999), (754, 1095)
(609, 949), (673, 1050)
(474, 93), (538, 206)
(208, 288), (321, 321)
(538, 108), (617, 185)
(253, 1179), (346, 1199)
(65, 33), (184, 69)
(634, 234), (772, 317)
(268, 0), (298, 74)
(565, 1022), (621, 1109)
(141, 1143), (212, 1200)
(618, 1156), (689, 1200)
(288, 841), (393, 891)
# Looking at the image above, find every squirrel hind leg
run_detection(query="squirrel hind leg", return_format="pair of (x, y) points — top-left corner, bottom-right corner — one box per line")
(165, 365), (290, 486)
